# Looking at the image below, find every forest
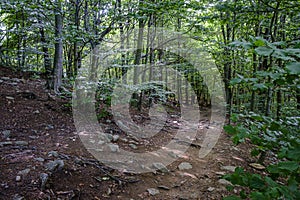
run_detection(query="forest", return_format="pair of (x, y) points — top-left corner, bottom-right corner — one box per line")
(0, 0), (299, 199)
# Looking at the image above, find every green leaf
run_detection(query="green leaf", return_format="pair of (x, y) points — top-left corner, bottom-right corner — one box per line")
(255, 46), (273, 56)
(286, 62), (300, 75)
(224, 125), (237, 134)
(223, 196), (242, 200)
(253, 83), (268, 91)
(250, 191), (265, 200)
(230, 78), (242, 85)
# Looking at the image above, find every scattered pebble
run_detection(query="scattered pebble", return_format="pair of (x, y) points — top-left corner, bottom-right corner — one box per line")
(129, 143), (138, 150)
(157, 185), (170, 190)
(178, 162), (193, 170)
(17, 168), (30, 176)
(15, 141), (28, 146)
(15, 176), (21, 182)
(2, 130), (11, 139)
(112, 135), (119, 142)
(207, 187), (215, 192)
(147, 188), (160, 196)
(48, 151), (59, 157)
(249, 163), (266, 170)
(108, 144), (119, 152)
(13, 194), (24, 200)
(6, 96), (14, 100)
(40, 173), (49, 190)
(46, 159), (64, 171)
(218, 179), (233, 186)
(35, 157), (45, 162)
(152, 163), (169, 173)
(220, 165), (236, 172)
(0, 141), (13, 146)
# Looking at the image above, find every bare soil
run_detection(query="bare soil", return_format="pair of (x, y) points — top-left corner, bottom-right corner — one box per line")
(0, 66), (258, 199)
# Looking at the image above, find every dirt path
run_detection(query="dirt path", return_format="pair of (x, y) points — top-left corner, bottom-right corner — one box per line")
(0, 67), (253, 199)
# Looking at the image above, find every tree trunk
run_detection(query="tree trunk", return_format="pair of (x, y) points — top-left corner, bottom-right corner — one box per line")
(53, 0), (64, 93)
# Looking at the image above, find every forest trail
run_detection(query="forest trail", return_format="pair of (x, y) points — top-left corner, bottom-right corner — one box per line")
(0, 67), (254, 199)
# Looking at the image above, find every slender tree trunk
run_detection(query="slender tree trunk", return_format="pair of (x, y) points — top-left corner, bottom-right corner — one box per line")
(53, 0), (64, 93)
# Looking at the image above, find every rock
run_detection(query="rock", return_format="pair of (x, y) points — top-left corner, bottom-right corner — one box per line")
(0, 141), (13, 146)
(215, 171), (226, 176)
(108, 144), (119, 152)
(129, 144), (138, 150)
(40, 173), (49, 190)
(6, 96), (14, 100)
(46, 159), (64, 171)
(97, 133), (110, 142)
(48, 151), (59, 157)
(35, 157), (45, 162)
(157, 185), (170, 190)
(106, 134), (113, 141)
(106, 119), (112, 123)
(13, 194), (24, 200)
(15, 176), (21, 182)
(18, 168), (30, 176)
(1, 77), (10, 81)
(207, 187), (215, 192)
(220, 165), (236, 172)
(178, 162), (193, 170)
(218, 179), (233, 186)
(152, 163), (169, 173)
(112, 135), (119, 142)
(0, 80), (3, 84)
(249, 163), (266, 170)
(147, 188), (160, 196)
(168, 151), (178, 159)
(33, 110), (40, 114)
(45, 125), (54, 130)
(2, 130), (11, 139)
(15, 141), (28, 146)
(120, 138), (128, 143)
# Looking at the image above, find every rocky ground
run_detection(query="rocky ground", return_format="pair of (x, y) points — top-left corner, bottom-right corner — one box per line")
(0, 66), (260, 199)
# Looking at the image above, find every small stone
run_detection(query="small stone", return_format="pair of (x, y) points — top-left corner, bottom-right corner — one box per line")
(157, 185), (170, 190)
(129, 144), (138, 150)
(40, 173), (49, 190)
(108, 144), (119, 152)
(112, 135), (119, 142)
(48, 151), (59, 157)
(147, 188), (160, 196)
(46, 160), (64, 171)
(16, 176), (21, 182)
(215, 171), (226, 176)
(1, 77), (10, 81)
(0, 141), (13, 147)
(218, 179), (233, 186)
(33, 110), (40, 114)
(106, 119), (112, 123)
(18, 168), (30, 176)
(15, 141), (28, 146)
(178, 162), (193, 170)
(249, 163), (266, 170)
(35, 157), (45, 162)
(13, 194), (24, 200)
(207, 187), (215, 192)
(220, 165), (236, 172)
(2, 130), (11, 139)
(45, 125), (54, 130)
(152, 163), (169, 173)
(29, 136), (38, 139)
(168, 152), (178, 159)
(106, 134), (113, 141)
(6, 96), (14, 100)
